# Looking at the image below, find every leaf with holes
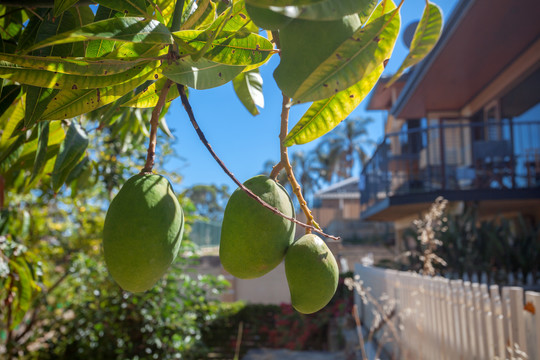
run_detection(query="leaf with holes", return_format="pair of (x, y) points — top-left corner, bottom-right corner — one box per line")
(0, 53), (151, 76)
(386, 3), (442, 87)
(26, 17), (173, 54)
(173, 30), (274, 66)
(51, 122), (89, 192)
(122, 77), (180, 108)
(40, 68), (158, 120)
(0, 60), (160, 90)
(233, 69), (264, 115)
(161, 56), (245, 90)
(276, 7), (400, 102)
(284, 64), (383, 146)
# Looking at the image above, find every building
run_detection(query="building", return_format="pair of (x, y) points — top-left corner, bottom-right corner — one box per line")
(362, 0), (540, 248)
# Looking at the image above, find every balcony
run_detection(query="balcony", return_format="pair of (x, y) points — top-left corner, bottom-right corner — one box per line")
(360, 120), (540, 220)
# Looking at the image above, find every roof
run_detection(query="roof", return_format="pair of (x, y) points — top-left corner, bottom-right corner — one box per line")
(314, 177), (360, 199)
(378, 0), (540, 119)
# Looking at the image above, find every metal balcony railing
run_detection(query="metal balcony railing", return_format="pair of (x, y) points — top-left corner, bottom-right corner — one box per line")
(360, 120), (540, 206)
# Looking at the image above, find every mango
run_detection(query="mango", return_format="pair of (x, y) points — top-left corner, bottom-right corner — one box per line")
(273, 14), (361, 101)
(103, 174), (184, 293)
(219, 175), (295, 279)
(285, 234), (338, 314)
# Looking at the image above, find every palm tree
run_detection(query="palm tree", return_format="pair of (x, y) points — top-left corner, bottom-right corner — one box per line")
(315, 117), (375, 182)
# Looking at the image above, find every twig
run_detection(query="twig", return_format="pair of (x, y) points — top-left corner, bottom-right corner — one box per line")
(233, 321), (243, 360)
(141, 79), (172, 173)
(177, 84), (339, 241)
(353, 304), (369, 360)
(278, 94), (321, 233)
(269, 162), (284, 180)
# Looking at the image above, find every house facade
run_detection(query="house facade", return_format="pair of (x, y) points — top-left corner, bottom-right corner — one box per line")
(362, 0), (540, 248)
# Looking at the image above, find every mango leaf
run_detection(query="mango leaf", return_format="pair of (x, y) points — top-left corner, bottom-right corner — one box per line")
(161, 56), (245, 90)
(41, 68), (158, 120)
(0, 84), (22, 119)
(284, 64), (383, 146)
(51, 122), (88, 192)
(96, 0), (152, 17)
(26, 17), (173, 54)
(233, 69), (263, 115)
(367, 0), (397, 22)
(159, 114), (174, 138)
(54, 0), (79, 17)
(16, 9), (48, 52)
(154, 0), (177, 27)
(386, 3), (442, 87)
(0, 6), (25, 42)
(122, 77), (180, 108)
(86, 6), (120, 58)
(173, 30), (274, 66)
(33, 9), (85, 57)
(30, 122), (50, 182)
(246, 0), (327, 8)
(245, 3), (293, 31)
(277, 7), (400, 102)
(0, 60), (160, 90)
(210, 1), (256, 33)
(9, 257), (34, 329)
(24, 87), (59, 129)
(0, 96), (25, 165)
(0, 53), (152, 76)
(267, 0), (378, 22)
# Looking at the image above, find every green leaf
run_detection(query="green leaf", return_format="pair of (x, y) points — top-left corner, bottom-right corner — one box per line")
(51, 121), (89, 192)
(9, 257), (34, 329)
(122, 77), (180, 108)
(265, 0), (378, 22)
(30, 122), (50, 182)
(277, 7), (400, 102)
(0, 53), (153, 76)
(233, 69), (263, 116)
(86, 6), (120, 58)
(26, 17), (173, 54)
(0, 85), (22, 119)
(24, 86), (59, 129)
(0, 60), (160, 90)
(54, 0), (79, 17)
(386, 3), (442, 87)
(284, 64), (383, 146)
(161, 56), (245, 90)
(40, 67), (158, 120)
(95, 0), (152, 17)
(0, 96), (25, 165)
(173, 30), (274, 66)
(245, 4), (292, 31)
(33, 9), (85, 57)
(246, 0), (327, 8)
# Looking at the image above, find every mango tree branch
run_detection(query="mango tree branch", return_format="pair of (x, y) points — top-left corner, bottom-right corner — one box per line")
(269, 162), (284, 180)
(278, 94), (321, 234)
(141, 79), (173, 174)
(177, 83), (339, 241)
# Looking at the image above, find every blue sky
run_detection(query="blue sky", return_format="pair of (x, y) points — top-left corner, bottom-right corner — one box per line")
(165, 0), (459, 192)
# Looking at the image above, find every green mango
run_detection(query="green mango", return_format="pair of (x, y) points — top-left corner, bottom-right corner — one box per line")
(103, 174), (184, 293)
(285, 234), (338, 314)
(219, 175), (295, 279)
(273, 14), (361, 101)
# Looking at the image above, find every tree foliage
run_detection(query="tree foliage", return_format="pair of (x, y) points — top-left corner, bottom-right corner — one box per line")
(0, 0), (444, 357)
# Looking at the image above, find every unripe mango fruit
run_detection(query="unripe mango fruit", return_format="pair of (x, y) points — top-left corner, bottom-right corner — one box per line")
(220, 175), (295, 279)
(103, 174), (184, 293)
(285, 234), (338, 314)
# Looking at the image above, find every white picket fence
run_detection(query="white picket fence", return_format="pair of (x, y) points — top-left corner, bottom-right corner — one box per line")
(354, 264), (540, 360)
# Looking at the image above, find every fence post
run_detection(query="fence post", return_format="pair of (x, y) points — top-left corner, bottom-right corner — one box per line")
(525, 291), (540, 360)
(489, 285), (507, 359)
